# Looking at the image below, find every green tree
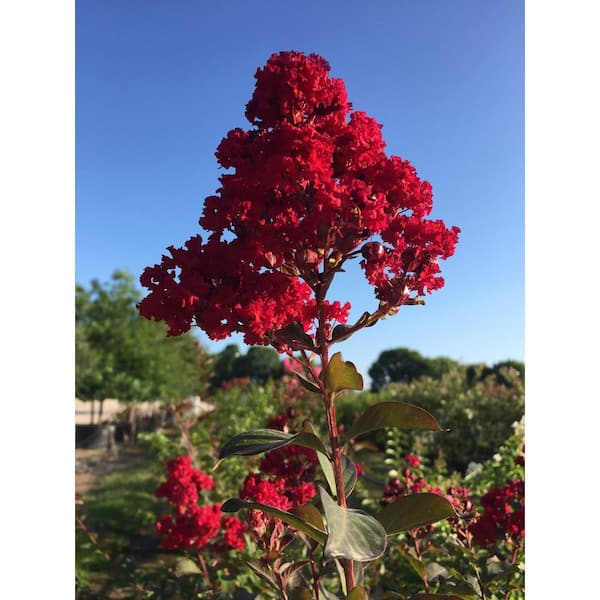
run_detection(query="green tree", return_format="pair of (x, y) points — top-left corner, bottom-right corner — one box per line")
(233, 346), (283, 384)
(466, 359), (525, 387)
(368, 348), (457, 391)
(76, 270), (209, 418)
(210, 344), (242, 388)
(210, 345), (284, 388)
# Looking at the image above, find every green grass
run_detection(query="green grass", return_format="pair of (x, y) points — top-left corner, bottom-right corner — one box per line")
(76, 449), (181, 598)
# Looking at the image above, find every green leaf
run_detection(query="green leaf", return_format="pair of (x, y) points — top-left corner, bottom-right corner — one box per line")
(375, 493), (456, 534)
(290, 587), (314, 600)
(221, 498), (326, 545)
(219, 428), (292, 457)
(348, 401), (443, 439)
(294, 422), (330, 455)
(485, 556), (519, 577)
(219, 421), (327, 459)
(346, 586), (368, 600)
(245, 559), (279, 591)
(319, 486), (387, 562)
(331, 311), (374, 344)
(295, 372), (322, 393)
(398, 547), (426, 579)
(425, 562), (450, 582)
(318, 452), (358, 498)
(324, 352), (364, 393)
(290, 503), (326, 534)
(271, 323), (316, 350)
(174, 557), (202, 577)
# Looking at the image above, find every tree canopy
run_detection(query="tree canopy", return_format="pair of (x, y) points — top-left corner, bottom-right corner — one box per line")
(368, 348), (458, 392)
(76, 270), (209, 403)
(210, 345), (284, 388)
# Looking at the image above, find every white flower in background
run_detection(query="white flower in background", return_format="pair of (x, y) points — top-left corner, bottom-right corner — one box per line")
(512, 415), (525, 437)
(466, 462), (483, 477)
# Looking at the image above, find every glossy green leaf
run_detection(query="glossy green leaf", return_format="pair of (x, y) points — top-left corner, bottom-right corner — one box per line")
(346, 586), (368, 600)
(290, 503), (326, 534)
(324, 352), (364, 393)
(219, 428), (292, 458)
(320, 486), (387, 562)
(375, 493), (456, 534)
(293, 422), (330, 455)
(348, 401), (443, 439)
(318, 452), (358, 498)
(219, 421), (327, 459)
(331, 312), (371, 345)
(271, 323), (316, 350)
(295, 372), (322, 393)
(221, 498), (326, 545)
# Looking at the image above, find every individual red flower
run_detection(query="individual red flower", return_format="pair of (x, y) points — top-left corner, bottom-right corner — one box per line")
(405, 454), (421, 468)
(138, 51), (459, 349)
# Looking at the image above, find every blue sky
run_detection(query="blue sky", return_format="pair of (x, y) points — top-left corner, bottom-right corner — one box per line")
(76, 0), (524, 376)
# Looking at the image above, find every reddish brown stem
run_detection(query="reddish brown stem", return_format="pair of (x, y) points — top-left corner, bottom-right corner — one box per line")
(411, 535), (429, 592)
(196, 552), (214, 593)
(315, 275), (356, 594)
(309, 547), (321, 600)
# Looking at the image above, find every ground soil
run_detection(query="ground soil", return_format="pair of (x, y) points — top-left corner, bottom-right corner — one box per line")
(76, 445), (145, 495)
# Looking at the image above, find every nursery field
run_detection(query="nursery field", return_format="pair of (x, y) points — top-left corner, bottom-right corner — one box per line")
(76, 365), (525, 600)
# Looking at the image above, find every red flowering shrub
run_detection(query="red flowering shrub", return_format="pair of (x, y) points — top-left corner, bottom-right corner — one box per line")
(138, 51), (459, 348)
(469, 478), (525, 547)
(154, 455), (247, 552)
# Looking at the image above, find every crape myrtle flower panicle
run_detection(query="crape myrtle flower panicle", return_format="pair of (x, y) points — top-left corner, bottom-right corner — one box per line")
(138, 51), (460, 346)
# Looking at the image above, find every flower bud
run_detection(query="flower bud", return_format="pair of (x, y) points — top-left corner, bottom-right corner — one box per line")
(361, 242), (385, 261)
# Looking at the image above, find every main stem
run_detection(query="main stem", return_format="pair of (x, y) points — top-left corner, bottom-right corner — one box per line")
(316, 280), (356, 593)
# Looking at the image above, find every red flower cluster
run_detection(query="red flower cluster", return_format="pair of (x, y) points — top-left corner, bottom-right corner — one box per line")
(241, 444), (318, 513)
(381, 455), (429, 505)
(155, 455), (246, 551)
(469, 479), (525, 547)
(155, 454), (214, 506)
(240, 415), (319, 544)
(138, 51), (459, 347)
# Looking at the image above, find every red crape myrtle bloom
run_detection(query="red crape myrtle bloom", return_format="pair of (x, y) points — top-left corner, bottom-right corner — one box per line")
(155, 455), (247, 551)
(138, 51), (459, 348)
(469, 479), (525, 547)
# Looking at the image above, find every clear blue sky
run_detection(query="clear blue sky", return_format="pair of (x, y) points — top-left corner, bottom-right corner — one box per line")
(76, 0), (524, 376)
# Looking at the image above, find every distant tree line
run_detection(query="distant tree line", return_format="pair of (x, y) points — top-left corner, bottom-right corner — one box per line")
(368, 347), (524, 392)
(76, 271), (523, 418)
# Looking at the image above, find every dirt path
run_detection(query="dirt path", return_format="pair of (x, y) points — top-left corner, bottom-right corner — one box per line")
(76, 446), (145, 495)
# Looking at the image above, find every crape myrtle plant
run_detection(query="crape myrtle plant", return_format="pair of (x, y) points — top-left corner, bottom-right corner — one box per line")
(139, 51), (460, 599)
